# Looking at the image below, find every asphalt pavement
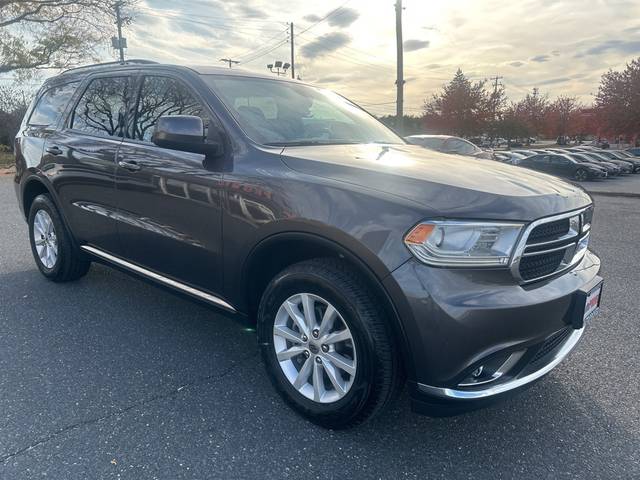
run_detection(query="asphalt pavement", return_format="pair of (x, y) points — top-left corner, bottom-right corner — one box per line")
(0, 176), (639, 479)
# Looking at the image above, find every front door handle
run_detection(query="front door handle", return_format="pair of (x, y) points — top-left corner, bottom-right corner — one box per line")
(118, 160), (141, 172)
(46, 146), (63, 156)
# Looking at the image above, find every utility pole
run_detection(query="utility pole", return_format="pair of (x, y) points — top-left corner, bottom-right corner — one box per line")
(220, 58), (240, 68)
(114, 1), (125, 63)
(289, 22), (295, 79)
(489, 75), (503, 142)
(489, 74), (503, 119)
(395, 1), (404, 135)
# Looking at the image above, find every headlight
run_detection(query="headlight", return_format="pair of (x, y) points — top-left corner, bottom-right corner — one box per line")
(404, 220), (524, 267)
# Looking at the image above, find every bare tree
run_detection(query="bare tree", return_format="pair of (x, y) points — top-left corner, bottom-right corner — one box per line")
(0, 84), (31, 146)
(0, 0), (137, 76)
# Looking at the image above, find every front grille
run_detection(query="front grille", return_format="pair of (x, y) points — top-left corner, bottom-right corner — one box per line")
(515, 208), (591, 283)
(527, 219), (570, 244)
(530, 328), (572, 365)
(519, 249), (568, 280)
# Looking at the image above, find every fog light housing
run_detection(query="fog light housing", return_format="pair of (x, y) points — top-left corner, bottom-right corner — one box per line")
(458, 351), (525, 387)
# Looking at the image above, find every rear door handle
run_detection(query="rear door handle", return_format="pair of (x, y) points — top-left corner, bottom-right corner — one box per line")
(118, 160), (141, 172)
(46, 146), (63, 156)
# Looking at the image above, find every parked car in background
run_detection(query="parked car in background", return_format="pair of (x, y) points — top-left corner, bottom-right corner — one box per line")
(519, 154), (607, 181)
(511, 149), (538, 157)
(14, 61), (603, 428)
(405, 134), (494, 159)
(494, 151), (526, 165)
(565, 153), (621, 176)
(626, 147), (640, 156)
(596, 150), (640, 172)
(578, 151), (634, 174)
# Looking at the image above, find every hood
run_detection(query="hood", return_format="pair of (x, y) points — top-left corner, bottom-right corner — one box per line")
(279, 144), (592, 221)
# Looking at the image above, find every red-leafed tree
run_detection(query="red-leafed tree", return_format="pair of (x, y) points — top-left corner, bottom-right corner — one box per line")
(595, 58), (640, 140)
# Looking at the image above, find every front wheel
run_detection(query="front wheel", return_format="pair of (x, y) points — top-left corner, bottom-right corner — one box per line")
(574, 169), (588, 181)
(28, 194), (91, 282)
(257, 258), (402, 429)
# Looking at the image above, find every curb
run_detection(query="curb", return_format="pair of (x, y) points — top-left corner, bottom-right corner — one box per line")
(587, 191), (640, 199)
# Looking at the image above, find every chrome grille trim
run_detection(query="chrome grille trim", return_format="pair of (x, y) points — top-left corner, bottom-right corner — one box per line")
(510, 206), (592, 283)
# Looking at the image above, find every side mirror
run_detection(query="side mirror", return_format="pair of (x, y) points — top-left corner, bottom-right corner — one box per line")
(152, 115), (223, 157)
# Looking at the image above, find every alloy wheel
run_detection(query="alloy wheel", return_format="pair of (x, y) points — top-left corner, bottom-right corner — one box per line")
(32, 210), (58, 269)
(273, 293), (357, 403)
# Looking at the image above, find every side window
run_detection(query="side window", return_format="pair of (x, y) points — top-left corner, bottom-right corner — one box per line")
(133, 76), (209, 142)
(445, 139), (471, 154)
(28, 82), (79, 127)
(71, 77), (131, 137)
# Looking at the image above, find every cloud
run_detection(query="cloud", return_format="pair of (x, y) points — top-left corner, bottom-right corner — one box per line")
(537, 76), (571, 85)
(404, 39), (430, 52)
(300, 32), (351, 59)
(509, 61), (525, 67)
(328, 8), (360, 28)
(236, 4), (268, 18)
(316, 75), (344, 84)
(530, 54), (551, 62)
(581, 39), (640, 56)
(304, 8), (360, 28)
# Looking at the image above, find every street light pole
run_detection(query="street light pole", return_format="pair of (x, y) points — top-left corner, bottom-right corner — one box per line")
(395, 0), (404, 134)
(290, 22), (295, 79)
(114, 1), (125, 63)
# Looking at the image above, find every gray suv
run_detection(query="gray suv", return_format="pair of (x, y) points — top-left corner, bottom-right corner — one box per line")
(14, 61), (603, 428)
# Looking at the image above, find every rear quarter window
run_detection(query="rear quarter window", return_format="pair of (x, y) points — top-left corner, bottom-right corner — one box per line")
(28, 82), (79, 127)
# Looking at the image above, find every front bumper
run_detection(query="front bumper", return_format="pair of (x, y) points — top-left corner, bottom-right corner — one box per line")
(384, 250), (601, 416)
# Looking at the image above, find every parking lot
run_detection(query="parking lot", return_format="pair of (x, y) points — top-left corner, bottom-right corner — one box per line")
(0, 176), (638, 479)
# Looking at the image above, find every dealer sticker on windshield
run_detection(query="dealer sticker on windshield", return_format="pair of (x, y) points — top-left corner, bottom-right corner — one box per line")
(584, 283), (603, 323)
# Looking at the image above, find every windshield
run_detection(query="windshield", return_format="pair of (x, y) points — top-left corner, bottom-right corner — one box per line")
(203, 75), (403, 147)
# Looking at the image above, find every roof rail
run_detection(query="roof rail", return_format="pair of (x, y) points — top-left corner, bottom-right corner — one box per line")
(61, 59), (159, 75)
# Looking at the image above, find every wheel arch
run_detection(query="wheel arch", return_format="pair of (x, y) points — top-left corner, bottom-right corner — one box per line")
(242, 231), (415, 379)
(22, 175), (54, 221)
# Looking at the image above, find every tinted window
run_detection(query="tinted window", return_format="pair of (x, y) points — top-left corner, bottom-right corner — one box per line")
(133, 76), (209, 142)
(71, 77), (131, 137)
(445, 138), (478, 155)
(204, 75), (402, 146)
(420, 137), (447, 149)
(28, 82), (79, 126)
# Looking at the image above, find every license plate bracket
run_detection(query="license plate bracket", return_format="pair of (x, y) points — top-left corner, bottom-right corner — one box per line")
(569, 276), (603, 329)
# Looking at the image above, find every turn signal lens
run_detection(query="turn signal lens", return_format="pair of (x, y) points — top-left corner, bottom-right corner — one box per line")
(405, 224), (435, 244)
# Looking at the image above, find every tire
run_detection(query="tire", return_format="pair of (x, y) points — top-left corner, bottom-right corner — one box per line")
(574, 169), (588, 182)
(257, 258), (402, 429)
(28, 194), (91, 282)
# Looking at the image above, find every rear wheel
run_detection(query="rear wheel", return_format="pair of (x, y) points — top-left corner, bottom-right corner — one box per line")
(257, 258), (402, 429)
(28, 194), (91, 282)
(574, 169), (588, 181)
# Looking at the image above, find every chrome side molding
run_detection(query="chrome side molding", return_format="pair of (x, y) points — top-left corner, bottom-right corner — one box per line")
(80, 245), (237, 313)
(418, 327), (584, 400)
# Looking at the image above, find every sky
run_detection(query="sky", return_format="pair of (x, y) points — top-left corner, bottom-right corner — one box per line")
(66, 0), (640, 115)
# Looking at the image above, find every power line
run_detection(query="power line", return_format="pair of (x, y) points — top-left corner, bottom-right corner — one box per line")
(137, 11), (285, 35)
(240, 40), (289, 65)
(234, 26), (289, 62)
(137, 6), (286, 27)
